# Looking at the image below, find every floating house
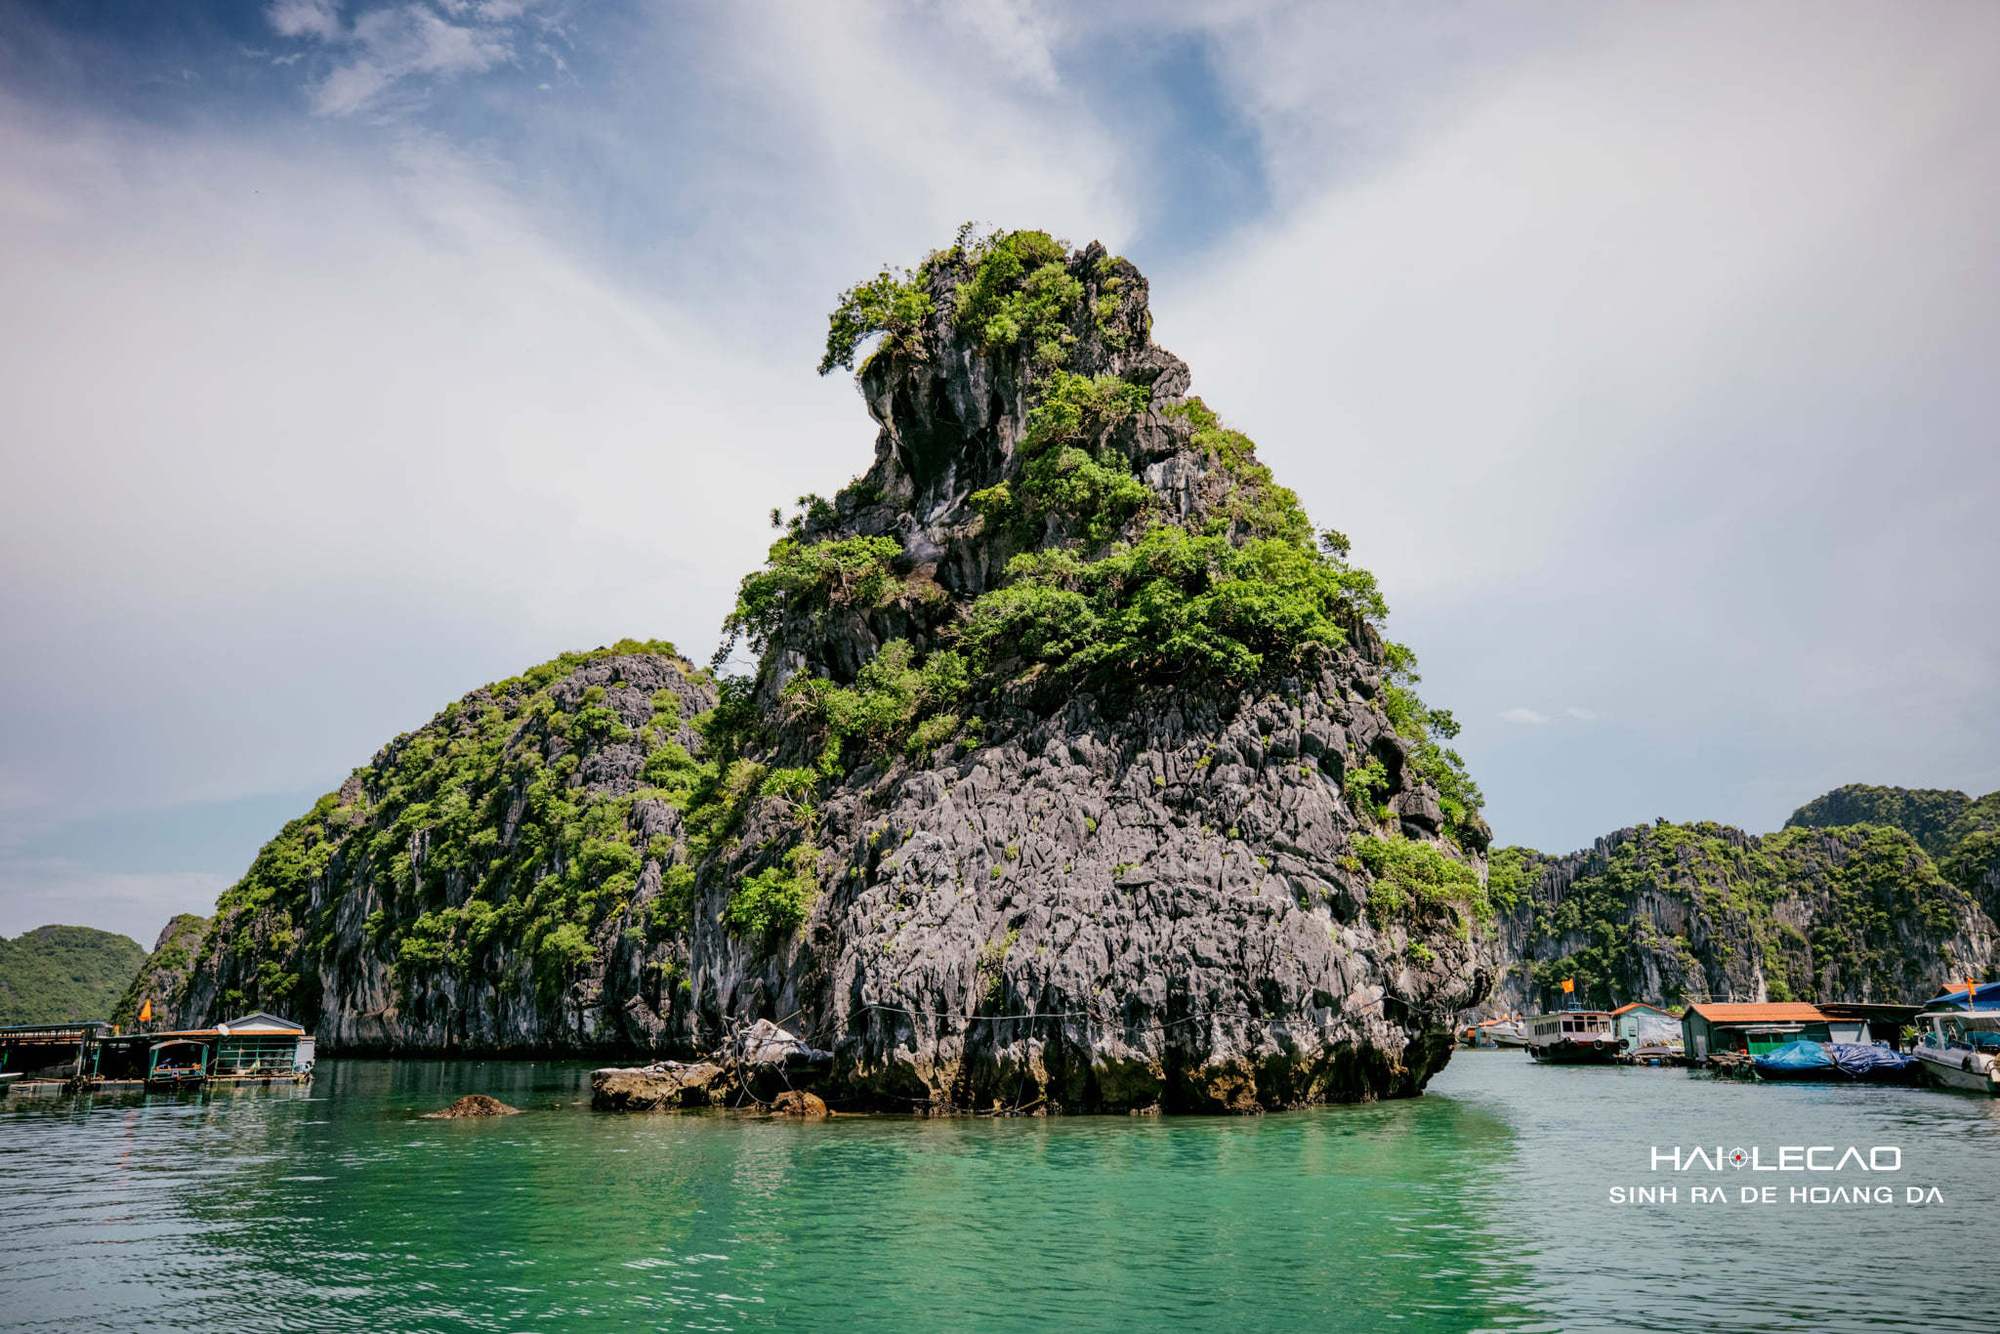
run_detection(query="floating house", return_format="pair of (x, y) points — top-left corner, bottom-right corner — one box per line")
(1683, 1003), (1830, 1058)
(1815, 1001), (1921, 1047)
(1610, 1002), (1682, 1050)
(0, 1012), (314, 1091)
(1918, 980), (2000, 1012)
(0, 1021), (113, 1085)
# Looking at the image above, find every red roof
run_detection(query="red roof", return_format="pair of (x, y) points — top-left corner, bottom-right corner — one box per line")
(1612, 1002), (1681, 1017)
(1686, 1003), (1826, 1024)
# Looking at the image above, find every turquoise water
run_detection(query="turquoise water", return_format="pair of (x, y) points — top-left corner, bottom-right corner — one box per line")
(3, 1051), (1996, 1331)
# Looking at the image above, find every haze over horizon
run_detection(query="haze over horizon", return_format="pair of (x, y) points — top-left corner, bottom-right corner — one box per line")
(2, 0), (1997, 942)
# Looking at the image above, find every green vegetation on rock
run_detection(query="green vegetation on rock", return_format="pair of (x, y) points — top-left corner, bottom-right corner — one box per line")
(110, 914), (208, 1026)
(199, 639), (717, 1017)
(1785, 784), (1971, 857)
(736, 228), (1485, 854)
(1356, 835), (1489, 930)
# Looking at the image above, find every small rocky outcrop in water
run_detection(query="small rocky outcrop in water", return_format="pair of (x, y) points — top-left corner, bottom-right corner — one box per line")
(145, 228), (1495, 1111)
(422, 1095), (522, 1118)
(593, 1061), (727, 1111)
(769, 1090), (827, 1117)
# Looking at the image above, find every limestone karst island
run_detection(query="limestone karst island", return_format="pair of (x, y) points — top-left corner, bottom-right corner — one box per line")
(8, 197), (1999, 1334)
(63, 232), (1500, 1110)
(14, 236), (1999, 1109)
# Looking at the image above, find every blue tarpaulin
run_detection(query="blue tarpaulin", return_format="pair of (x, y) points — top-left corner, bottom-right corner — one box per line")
(1752, 1039), (1919, 1083)
(1826, 1043), (1918, 1077)
(1754, 1040), (1834, 1071)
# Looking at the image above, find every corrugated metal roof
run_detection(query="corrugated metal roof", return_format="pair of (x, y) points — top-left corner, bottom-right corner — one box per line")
(221, 1011), (305, 1033)
(1612, 1002), (1681, 1017)
(1686, 1003), (1826, 1023)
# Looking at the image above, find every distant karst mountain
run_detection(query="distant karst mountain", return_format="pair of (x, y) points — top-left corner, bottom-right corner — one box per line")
(0, 925), (148, 1024)
(130, 228), (1492, 1110)
(1784, 783), (1971, 858)
(1473, 784), (2000, 1016)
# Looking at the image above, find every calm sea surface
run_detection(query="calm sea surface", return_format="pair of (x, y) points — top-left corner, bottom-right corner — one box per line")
(3, 1051), (1996, 1331)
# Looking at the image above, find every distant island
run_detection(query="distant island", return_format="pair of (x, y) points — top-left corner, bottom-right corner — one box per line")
(1473, 784), (1999, 1018)
(0, 925), (147, 1025)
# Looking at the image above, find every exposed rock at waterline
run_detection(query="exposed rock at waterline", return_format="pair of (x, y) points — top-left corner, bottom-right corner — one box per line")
(422, 1094), (522, 1118)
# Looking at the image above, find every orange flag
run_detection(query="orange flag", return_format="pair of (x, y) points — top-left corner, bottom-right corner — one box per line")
(1561, 978), (1575, 994)
(138, 998), (152, 1023)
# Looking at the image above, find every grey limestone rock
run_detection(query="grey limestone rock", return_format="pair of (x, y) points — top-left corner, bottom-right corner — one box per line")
(159, 233), (1490, 1112)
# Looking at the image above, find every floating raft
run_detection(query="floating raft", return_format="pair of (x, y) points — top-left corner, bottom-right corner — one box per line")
(0, 1012), (315, 1092)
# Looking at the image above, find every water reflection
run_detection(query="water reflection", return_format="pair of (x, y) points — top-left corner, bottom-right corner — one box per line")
(5, 1054), (1993, 1330)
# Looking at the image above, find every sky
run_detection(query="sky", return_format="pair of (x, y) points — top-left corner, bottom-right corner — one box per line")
(2, 0), (1997, 944)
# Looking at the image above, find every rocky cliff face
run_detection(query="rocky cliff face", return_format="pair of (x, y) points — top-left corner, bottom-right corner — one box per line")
(1474, 817), (1997, 1015)
(111, 913), (208, 1028)
(156, 229), (1491, 1111)
(161, 643), (719, 1048)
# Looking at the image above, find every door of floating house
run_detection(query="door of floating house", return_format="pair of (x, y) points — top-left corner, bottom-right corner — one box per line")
(146, 1039), (209, 1084)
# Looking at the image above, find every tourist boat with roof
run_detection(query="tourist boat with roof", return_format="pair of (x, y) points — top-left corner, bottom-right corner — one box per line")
(1914, 981), (2000, 1094)
(1525, 1008), (1621, 1063)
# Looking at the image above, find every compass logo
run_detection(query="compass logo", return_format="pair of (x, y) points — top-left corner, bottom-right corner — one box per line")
(1728, 1148), (1750, 1168)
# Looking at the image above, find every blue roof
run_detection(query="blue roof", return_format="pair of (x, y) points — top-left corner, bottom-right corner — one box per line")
(1922, 981), (2000, 1011)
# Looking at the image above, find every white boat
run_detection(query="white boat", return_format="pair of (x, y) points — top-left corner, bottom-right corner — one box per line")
(1914, 984), (2000, 1094)
(1484, 1019), (1529, 1048)
(1526, 1010), (1621, 1063)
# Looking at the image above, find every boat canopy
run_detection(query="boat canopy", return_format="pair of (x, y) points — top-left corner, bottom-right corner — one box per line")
(1930, 1013), (2000, 1050)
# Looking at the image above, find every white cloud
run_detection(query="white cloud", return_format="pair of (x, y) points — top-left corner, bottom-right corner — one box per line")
(316, 5), (512, 115)
(1500, 708), (1551, 726)
(266, 0), (549, 117)
(1564, 707), (1601, 722)
(1158, 1), (2000, 845)
(933, 0), (1062, 91)
(0, 100), (854, 831)
(267, 0), (342, 42)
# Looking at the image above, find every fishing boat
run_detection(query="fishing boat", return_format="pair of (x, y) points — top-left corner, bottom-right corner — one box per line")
(1913, 981), (2000, 1094)
(1457, 1016), (1528, 1049)
(1525, 1009), (1621, 1063)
